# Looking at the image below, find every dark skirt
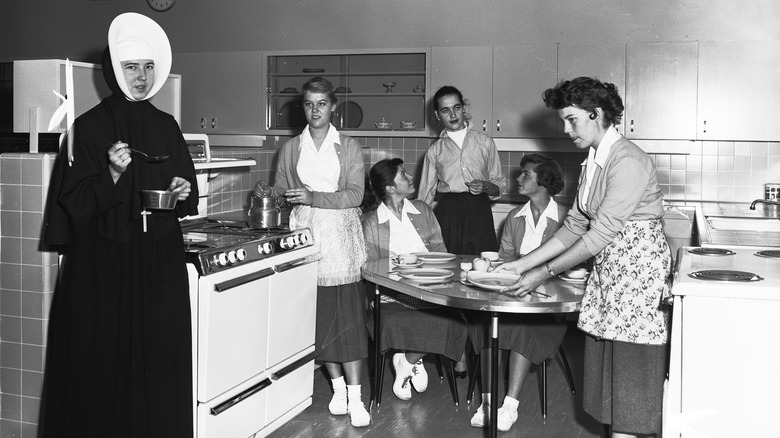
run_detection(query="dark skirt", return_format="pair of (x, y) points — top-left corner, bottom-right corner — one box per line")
(582, 334), (669, 435)
(367, 302), (468, 362)
(469, 314), (567, 365)
(316, 281), (369, 363)
(434, 192), (497, 255)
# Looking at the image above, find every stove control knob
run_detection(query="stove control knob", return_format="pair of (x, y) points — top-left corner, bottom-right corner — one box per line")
(292, 234), (301, 245)
(227, 250), (238, 264)
(280, 236), (295, 249)
(215, 252), (229, 267)
(299, 233), (310, 245)
(258, 242), (273, 255)
(236, 248), (247, 261)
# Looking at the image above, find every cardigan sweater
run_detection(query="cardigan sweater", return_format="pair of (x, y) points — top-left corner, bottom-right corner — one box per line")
(498, 201), (570, 261)
(271, 132), (364, 209)
(362, 199), (446, 260)
(554, 136), (664, 256)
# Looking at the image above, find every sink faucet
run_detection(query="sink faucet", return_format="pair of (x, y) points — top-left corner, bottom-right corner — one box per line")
(750, 199), (780, 210)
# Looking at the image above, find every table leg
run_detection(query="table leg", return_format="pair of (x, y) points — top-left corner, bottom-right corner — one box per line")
(371, 284), (381, 410)
(490, 311), (499, 438)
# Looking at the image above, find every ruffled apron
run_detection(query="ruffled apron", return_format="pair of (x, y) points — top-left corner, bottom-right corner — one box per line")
(290, 205), (367, 286)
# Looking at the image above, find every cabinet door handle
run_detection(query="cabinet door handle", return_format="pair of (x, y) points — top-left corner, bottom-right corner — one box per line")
(482, 119), (487, 131)
(200, 117), (206, 129)
(211, 118), (217, 129)
(702, 120), (707, 134)
(630, 119), (635, 133)
(496, 119), (501, 132)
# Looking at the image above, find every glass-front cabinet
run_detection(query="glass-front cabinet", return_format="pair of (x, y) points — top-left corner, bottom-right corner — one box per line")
(262, 49), (430, 136)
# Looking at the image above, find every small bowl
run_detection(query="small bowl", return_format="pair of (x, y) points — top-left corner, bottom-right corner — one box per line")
(564, 268), (588, 279)
(141, 190), (177, 210)
(480, 251), (500, 262)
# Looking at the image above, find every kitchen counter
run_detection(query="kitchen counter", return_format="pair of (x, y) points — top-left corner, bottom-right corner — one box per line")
(693, 202), (780, 247)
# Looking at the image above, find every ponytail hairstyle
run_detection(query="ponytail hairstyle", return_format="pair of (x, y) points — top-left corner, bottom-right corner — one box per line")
(361, 158), (404, 212)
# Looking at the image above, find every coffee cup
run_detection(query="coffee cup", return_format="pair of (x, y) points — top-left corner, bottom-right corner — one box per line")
(480, 251), (500, 262)
(398, 253), (418, 265)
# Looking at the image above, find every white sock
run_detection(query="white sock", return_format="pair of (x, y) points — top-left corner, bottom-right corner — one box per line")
(332, 376), (346, 391)
(502, 395), (519, 411)
(347, 384), (362, 404)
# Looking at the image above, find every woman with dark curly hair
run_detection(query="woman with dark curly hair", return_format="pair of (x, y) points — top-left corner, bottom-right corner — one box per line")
(496, 77), (671, 437)
(469, 154), (569, 432)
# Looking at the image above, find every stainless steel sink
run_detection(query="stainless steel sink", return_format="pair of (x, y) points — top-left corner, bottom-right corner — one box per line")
(706, 217), (780, 233)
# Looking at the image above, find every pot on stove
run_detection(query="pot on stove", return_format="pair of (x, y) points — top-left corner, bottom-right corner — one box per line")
(250, 195), (281, 228)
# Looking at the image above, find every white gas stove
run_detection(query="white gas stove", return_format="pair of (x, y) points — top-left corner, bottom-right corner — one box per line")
(182, 214), (319, 437)
(665, 246), (780, 438)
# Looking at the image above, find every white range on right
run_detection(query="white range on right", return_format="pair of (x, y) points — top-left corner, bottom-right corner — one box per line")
(665, 245), (780, 438)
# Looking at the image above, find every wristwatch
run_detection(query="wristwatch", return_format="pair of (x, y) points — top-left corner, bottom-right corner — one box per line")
(545, 263), (556, 277)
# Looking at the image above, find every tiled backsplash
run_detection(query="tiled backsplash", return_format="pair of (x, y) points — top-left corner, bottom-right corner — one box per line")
(0, 153), (57, 438)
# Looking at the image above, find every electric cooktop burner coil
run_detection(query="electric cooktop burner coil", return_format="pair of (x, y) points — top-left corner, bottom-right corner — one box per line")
(687, 247), (736, 256)
(688, 269), (763, 282)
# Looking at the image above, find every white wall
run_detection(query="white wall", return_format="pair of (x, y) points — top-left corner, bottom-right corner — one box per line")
(2, 0), (779, 63)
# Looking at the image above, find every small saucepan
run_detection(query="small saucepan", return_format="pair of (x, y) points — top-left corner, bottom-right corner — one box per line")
(141, 190), (178, 210)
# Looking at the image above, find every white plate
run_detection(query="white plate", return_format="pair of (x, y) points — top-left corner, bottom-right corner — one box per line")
(464, 272), (521, 291)
(412, 252), (457, 263)
(490, 259), (506, 267)
(391, 259), (424, 269)
(397, 268), (454, 284)
(559, 275), (587, 284)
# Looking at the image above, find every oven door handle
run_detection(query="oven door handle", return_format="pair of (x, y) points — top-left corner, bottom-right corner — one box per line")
(273, 254), (322, 273)
(210, 378), (272, 416)
(214, 267), (275, 292)
(271, 350), (319, 381)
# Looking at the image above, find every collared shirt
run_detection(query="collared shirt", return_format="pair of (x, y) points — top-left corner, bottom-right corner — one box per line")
(417, 126), (505, 204)
(580, 127), (621, 212)
(377, 199), (428, 256)
(297, 124), (341, 192)
(516, 197), (561, 256)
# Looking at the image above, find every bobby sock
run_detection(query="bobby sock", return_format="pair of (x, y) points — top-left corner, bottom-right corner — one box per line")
(502, 395), (519, 411)
(332, 376), (346, 391)
(347, 384), (362, 404)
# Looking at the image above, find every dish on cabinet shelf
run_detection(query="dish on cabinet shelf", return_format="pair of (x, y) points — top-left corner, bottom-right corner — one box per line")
(375, 117), (392, 129)
(277, 101), (306, 128)
(334, 87), (352, 94)
(281, 87), (298, 93)
(399, 121), (418, 129)
(333, 101), (363, 129)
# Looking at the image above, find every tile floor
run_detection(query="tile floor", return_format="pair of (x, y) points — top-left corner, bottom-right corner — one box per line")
(270, 324), (604, 438)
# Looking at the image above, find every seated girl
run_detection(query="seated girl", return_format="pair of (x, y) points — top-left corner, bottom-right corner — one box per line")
(469, 154), (569, 431)
(362, 158), (468, 401)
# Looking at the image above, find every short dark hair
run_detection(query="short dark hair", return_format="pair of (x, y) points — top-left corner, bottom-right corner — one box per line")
(520, 154), (564, 196)
(302, 76), (337, 104)
(542, 76), (624, 127)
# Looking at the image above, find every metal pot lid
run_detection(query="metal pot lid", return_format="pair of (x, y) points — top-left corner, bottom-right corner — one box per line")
(687, 247), (736, 256)
(688, 270), (763, 282)
(754, 250), (780, 259)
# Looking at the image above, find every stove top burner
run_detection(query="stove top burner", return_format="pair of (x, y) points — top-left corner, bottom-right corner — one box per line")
(754, 250), (780, 259)
(688, 247), (736, 256)
(183, 241), (216, 251)
(688, 269), (764, 282)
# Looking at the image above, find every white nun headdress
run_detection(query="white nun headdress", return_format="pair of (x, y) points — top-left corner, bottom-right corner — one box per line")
(108, 12), (171, 101)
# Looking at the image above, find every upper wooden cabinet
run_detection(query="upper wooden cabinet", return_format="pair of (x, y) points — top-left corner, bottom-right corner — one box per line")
(262, 49), (430, 137)
(625, 42), (698, 140)
(492, 44), (558, 138)
(429, 46), (493, 136)
(698, 40), (780, 141)
(558, 41), (627, 137)
(430, 44), (558, 138)
(174, 51), (263, 135)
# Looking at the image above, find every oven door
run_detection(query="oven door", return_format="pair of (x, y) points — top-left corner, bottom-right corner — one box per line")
(267, 247), (319, 367)
(197, 260), (275, 402)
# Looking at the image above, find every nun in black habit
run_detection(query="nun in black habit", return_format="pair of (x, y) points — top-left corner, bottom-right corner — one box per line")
(41, 13), (197, 438)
